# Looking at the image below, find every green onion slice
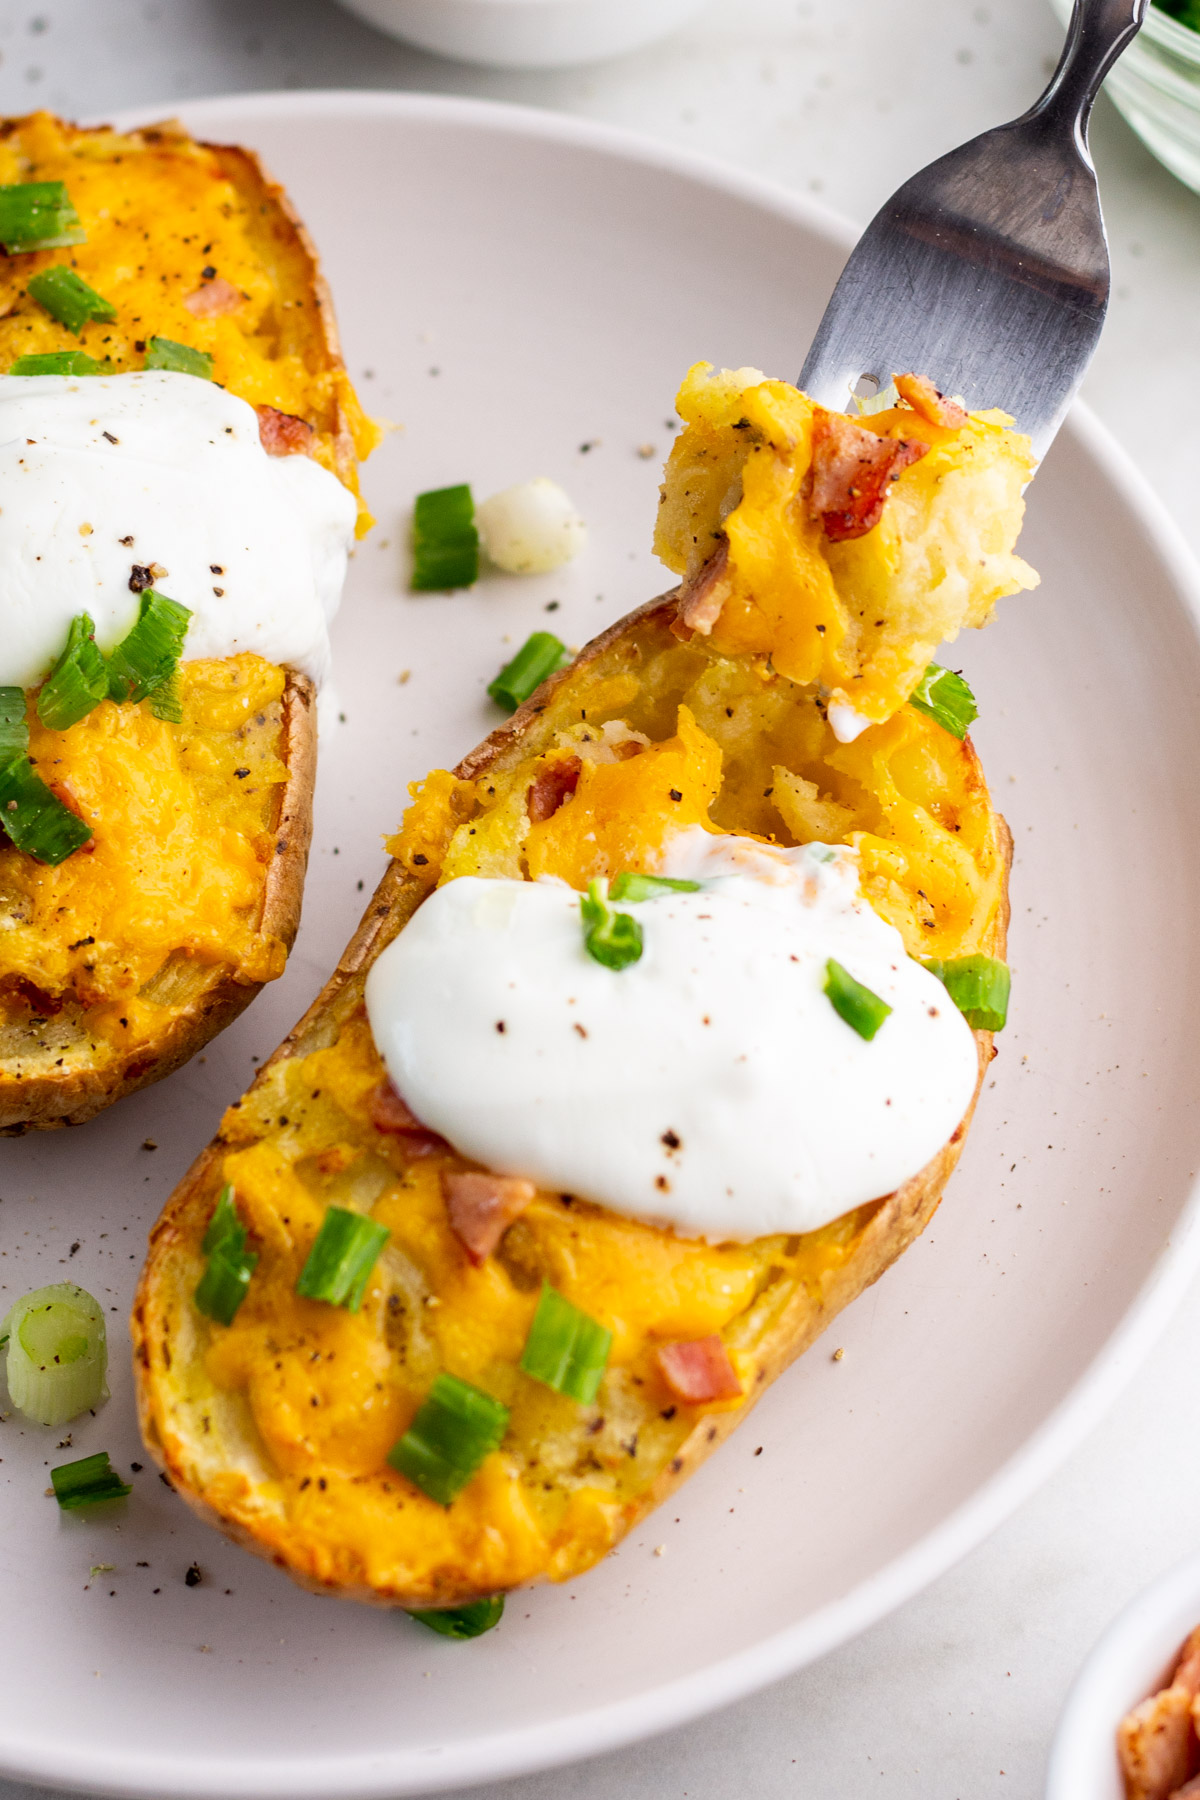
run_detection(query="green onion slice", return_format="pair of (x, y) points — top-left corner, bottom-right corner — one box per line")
(487, 631), (571, 713)
(388, 1373), (510, 1507)
(50, 1450), (131, 1510)
(0, 686), (25, 759)
(194, 1185), (258, 1327)
(824, 958), (892, 1041)
(1, 1283), (108, 1425)
(296, 1207), (390, 1312)
(37, 612), (109, 730)
(580, 878), (643, 971)
(0, 746), (93, 864)
(411, 483), (479, 591)
(144, 336), (213, 380)
(924, 954), (1011, 1031)
(106, 589), (191, 706)
(519, 1282), (612, 1405)
(27, 265), (116, 335)
(9, 349), (102, 375)
(609, 872), (701, 902)
(0, 180), (85, 253)
(406, 1596), (505, 1639)
(909, 663), (978, 740)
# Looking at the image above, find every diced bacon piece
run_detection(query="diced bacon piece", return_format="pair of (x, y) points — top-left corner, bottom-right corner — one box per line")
(256, 405), (315, 458)
(184, 276), (243, 319)
(1118, 1686), (1196, 1800)
(809, 409), (928, 543)
(676, 537), (730, 636)
(527, 755), (581, 824)
(894, 371), (969, 430)
(442, 1170), (535, 1264)
(657, 1335), (743, 1404)
(368, 1079), (447, 1157)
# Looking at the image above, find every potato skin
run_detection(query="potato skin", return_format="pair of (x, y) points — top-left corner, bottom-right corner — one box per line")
(132, 588), (1011, 1610)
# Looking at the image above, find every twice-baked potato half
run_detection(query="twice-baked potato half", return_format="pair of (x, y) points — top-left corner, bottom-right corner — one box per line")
(134, 368), (1029, 1612)
(0, 112), (379, 1132)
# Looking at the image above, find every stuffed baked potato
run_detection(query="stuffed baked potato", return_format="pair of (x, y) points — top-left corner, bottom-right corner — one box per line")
(133, 367), (1030, 1612)
(0, 112), (379, 1133)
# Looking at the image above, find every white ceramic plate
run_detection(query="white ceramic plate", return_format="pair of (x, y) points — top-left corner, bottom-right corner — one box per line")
(3, 90), (1200, 1800)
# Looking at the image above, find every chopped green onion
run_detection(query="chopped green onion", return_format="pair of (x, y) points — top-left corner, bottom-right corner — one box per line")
(1, 1283), (108, 1425)
(487, 631), (571, 713)
(144, 336), (213, 380)
(519, 1282), (611, 1405)
(36, 613), (109, 730)
(406, 1596), (505, 1639)
(296, 1207), (390, 1312)
(824, 958), (892, 1041)
(106, 589), (191, 706)
(0, 180), (85, 253)
(9, 349), (102, 375)
(50, 1450), (131, 1510)
(26, 265), (116, 335)
(580, 878), (643, 971)
(909, 663), (978, 740)
(0, 687), (25, 759)
(411, 483), (479, 591)
(194, 1184), (258, 1327)
(0, 745), (92, 863)
(147, 670), (182, 724)
(388, 1373), (509, 1507)
(924, 954), (1011, 1031)
(609, 872), (701, 902)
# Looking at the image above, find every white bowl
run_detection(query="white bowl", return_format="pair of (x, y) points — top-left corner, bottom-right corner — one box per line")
(334, 0), (709, 69)
(1047, 1552), (1200, 1799)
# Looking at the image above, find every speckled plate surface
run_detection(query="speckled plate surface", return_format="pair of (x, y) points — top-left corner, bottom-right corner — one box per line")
(3, 88), (1200, 1800)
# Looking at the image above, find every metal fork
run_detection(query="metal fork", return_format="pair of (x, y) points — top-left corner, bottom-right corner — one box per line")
(799, 0), (1148, 458)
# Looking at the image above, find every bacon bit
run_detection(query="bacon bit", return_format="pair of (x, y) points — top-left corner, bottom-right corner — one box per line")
(256, 405), (315, 458)
(442, 1171), (535, 1264)
(894, 371), (969, 430)
(368, 1079), (447, 1157)
(527, 755), (581, 823)
(657, 1336), (743, 1404)
(184, 276), (243, 319)
(48, 780), (95, 853)
(1118, 1687), (1196, 1800)
(809, 409), (928, 542)
(676, 537), (730, 637)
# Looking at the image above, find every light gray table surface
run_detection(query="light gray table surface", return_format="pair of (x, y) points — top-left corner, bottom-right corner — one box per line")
(3, 1), (1200, 1795)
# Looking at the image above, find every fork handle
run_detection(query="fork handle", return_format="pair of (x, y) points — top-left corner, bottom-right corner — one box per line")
(1030, 0), (1149, 145)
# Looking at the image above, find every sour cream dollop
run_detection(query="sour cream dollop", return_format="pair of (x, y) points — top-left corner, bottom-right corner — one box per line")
(0, 371), (356, 688)
(364, 830), (979, 1242)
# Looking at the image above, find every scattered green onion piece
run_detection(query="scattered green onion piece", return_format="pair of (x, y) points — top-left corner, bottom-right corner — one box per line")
(411, 483), (479, 591)
(0, 686), (25, 759)
(580, 878), (643, 971)
(194, 1185), (258, 1327)
(519, 1282), (611, 1405)
(1, 1283), (108, 1425)
(0, 180), (85, 253)
(924, 954), (1011, 1031)
(50, 1450), (131, 1511)
(406, 1596), (505, 1639)
(147, 670), (183, 724)
(144, 336), (213, 380)
(9, 348), (102, 375)
(823, 958), (892, 1041)
(909, 663), (978, 740)
(0, 748), (92, 863)
(609, 872), (701, 902)
(388, 1373), (510, 1507)
(486, 631), (571, 713)
(106, 589), (191, 706)
(26, 265), (116, 335)
(296, 1207), (390, 1312)
(36, 613), (109, 730)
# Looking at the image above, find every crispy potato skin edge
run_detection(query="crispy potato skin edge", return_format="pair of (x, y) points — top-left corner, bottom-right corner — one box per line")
(0, 672), (316, 1134)
(131, 588), (1011, 1608)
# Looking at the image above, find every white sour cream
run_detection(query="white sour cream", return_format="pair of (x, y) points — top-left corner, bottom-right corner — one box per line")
(0, 371), (356, 688)
(364, 829), (979, 1242)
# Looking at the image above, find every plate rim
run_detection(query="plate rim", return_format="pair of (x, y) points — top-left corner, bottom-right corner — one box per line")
(6, 84), (1200, 1800)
